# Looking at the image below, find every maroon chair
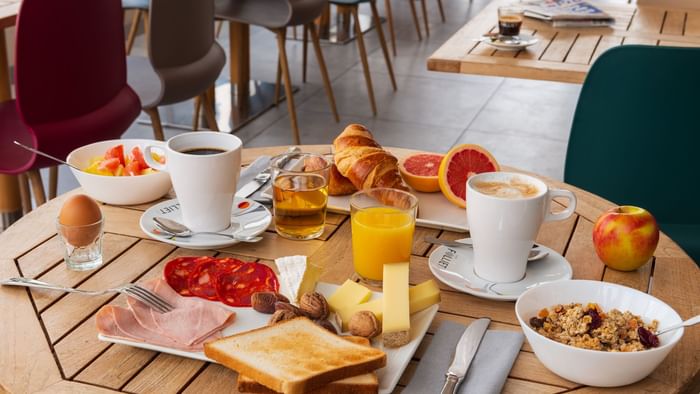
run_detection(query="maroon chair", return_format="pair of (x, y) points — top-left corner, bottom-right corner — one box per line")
(0, 0), (140, 208)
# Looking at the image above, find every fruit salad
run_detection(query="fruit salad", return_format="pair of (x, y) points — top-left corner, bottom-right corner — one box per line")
(83, 144), (164, 176)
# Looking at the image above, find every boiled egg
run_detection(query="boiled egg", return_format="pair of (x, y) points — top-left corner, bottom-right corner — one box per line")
(58, 194), (102, 246)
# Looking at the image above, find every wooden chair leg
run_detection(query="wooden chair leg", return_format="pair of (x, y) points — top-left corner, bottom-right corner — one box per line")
(143, 10), (150, 51)
(436, 0), (446, 22)
(408, 0), (422, 40)
(274, 57), (282, 106)
(385, 0), (397, 56)
(370, 1), (397, 91)
(302, 25), (309, 83)
(350, 6), (377, 116)
(215, 20), (223, 38)
(48, 166), (58, 200)
(420, 0), (430, 36)
(145, 108), (165, 141)
(125, 9), (142, 55)
(275, 30), (301, 144)
(192, 96), (202, 131)
(18, 173), (31, 214)
(27, 170), (46, 207)
(307, 22), (339, 122)
(201, 89), (219, 131)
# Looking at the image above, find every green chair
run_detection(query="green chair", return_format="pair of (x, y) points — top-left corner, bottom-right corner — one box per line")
(564, 45), (700, 265)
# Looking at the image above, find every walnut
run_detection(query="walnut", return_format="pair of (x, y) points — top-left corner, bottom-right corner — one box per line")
(251, 292), (289, 314)
(314, 319), (338, 334)
(299, 292), (329, 319)
(274, 301), (305, 316)
(349, 311), (381, 338)
(268, 309), (298, 325)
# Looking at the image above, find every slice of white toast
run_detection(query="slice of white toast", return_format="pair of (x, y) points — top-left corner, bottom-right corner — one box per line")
(236, 336), (379, 394)
(204, 318), (386, 394)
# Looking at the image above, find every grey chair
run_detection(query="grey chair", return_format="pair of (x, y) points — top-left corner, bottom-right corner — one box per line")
(215, 0), (339, 144)
(128, 0), (225, 140)
(122, 0), (149, 55)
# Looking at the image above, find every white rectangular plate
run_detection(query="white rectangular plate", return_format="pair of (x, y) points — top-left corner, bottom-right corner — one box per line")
(98, 282), (439, 394)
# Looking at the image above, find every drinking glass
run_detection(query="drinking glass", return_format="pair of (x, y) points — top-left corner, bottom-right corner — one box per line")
(498, 5), (524, 37)
(350, 188), (418, 285)
(271, 152), (330, 240)
(56, 218), (104, 271)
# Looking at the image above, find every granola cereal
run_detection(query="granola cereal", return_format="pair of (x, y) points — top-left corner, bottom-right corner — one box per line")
(529, 303), (660, 352)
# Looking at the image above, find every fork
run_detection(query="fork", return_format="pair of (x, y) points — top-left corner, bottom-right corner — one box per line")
(0, 277), (174, 313)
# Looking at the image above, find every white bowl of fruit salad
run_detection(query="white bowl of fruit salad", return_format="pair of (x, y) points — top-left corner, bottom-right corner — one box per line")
(67, 139), (171, 205)
(515, 280), (683, 387)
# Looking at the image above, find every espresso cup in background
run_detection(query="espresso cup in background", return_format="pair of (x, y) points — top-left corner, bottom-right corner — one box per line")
(466, 172), (576, 283)
(144, 132), (242, 232)
(498, 6), (524, 37)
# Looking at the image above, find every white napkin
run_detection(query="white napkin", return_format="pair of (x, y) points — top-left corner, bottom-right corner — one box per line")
(402, 320), (524, 394)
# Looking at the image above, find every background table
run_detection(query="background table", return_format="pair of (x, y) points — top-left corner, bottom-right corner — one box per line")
(428, 0), (700, 83)
(1, 145), (698, 393)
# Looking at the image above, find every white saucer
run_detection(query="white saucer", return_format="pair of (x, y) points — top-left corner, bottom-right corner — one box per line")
(428, 242), (572, 301)
(480, 34), (538, 51)
(139, 197), (271, 250)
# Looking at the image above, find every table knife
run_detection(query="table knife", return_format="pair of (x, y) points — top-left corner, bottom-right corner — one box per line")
(440, 317), (490, 394)
(235, 147), (300, 198)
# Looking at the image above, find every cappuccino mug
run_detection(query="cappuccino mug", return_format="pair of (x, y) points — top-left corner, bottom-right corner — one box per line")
(466, 172), (576, 283)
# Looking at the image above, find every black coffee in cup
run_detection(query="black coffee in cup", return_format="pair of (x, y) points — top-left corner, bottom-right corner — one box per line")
(180, 147), (227, 155)
(497, 6), (524, 37)
(498, 14), (523, 37)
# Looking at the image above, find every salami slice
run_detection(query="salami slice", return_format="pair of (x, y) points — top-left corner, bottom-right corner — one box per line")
(187, 257), (244, 301)
(215, 261), (280, 307)
(163, 256), (202, 296)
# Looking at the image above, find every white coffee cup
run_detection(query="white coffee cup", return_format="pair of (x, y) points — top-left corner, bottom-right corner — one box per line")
(144, 132), (242, 232)
(466, 172), (576, 283)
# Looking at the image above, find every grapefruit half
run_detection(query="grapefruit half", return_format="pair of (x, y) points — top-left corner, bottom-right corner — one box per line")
(399, 153), (444, 192)
(438, 144), (499, 208)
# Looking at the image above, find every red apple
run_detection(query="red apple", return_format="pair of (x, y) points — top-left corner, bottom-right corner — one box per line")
(592, 206), (660, 271)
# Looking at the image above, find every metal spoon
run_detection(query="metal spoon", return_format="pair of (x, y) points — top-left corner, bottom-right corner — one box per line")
(153, 217), (263, 242)
(424, 236), (549, 262)
(13, 140), (81, 171)
(656, 314), (700, 336)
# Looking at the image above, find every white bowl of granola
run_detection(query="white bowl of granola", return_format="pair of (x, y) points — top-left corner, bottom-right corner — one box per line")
(515, 280), (683, 387)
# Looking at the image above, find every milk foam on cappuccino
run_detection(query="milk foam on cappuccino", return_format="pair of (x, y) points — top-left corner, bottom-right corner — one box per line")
(473, 178), (539, 199)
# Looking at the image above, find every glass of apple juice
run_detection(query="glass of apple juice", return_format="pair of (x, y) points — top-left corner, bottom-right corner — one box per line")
(271, 152), (330, 240)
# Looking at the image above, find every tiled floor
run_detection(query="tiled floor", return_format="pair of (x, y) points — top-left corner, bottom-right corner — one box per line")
(46, 0), (581, 196)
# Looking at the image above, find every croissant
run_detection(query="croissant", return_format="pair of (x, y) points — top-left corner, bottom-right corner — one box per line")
(303, 155), (357, 196)
(333, 124), (408, 192)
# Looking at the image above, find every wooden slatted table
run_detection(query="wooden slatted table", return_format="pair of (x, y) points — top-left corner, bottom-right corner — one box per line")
(1, 145), (698, 393)
(428, 0), (700, 83)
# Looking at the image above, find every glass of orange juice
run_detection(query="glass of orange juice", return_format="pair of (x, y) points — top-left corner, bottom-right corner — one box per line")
(350, 188), (418, 285)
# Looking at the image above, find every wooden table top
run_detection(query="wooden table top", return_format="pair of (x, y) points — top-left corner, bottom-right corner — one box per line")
(1, 145), (698, 393)
(0, 0), (19, 29)
(427, 0), (700, 83)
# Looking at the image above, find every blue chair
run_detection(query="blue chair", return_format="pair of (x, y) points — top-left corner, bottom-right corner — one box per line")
(564, 45), (700, 265)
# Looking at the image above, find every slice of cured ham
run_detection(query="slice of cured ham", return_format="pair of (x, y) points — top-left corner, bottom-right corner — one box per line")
(127, 279), (234, 345)
(97, 278), (234, 351)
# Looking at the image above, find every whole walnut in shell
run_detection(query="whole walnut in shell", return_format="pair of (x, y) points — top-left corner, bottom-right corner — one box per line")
(349, 311), (381, 338)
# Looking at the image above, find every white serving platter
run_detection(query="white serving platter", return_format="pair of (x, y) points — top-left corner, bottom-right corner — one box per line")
(98, 282), (439, 394)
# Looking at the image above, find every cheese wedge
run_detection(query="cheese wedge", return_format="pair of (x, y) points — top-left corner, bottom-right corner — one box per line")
(296, 262), (323, 302)
(337, 280), (441, 330)
(382, 262), (410, 347)
(327, 279), (372, 312)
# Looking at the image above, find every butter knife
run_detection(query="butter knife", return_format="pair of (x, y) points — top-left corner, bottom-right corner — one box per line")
(440, 317), (490, 394)
(235, 147), (299, 199)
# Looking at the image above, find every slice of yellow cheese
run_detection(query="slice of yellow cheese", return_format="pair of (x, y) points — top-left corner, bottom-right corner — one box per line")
(327, 279), (373, 312)
(382, 262), (410, 347)
(337, 279), (441, 330)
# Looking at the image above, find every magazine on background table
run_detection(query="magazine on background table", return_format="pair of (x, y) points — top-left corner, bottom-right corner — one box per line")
(522, 0), (615, 27)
